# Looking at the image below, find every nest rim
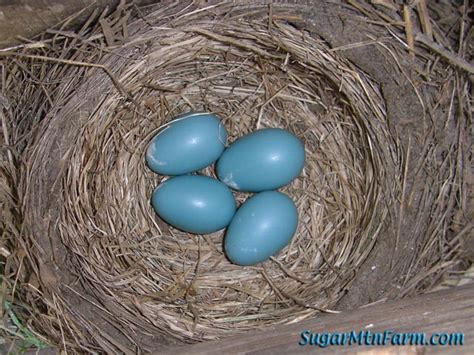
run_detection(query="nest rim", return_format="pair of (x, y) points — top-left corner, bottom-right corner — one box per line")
(0, 1), (469, 352)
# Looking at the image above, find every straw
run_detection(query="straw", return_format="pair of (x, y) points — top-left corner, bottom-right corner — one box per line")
(0, 1), (469, 352)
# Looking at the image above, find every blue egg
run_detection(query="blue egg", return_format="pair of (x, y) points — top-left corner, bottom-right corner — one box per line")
(152, 175), (236, 234)
(224, 191), (298, 266)
(216, 128), (305, 192)
(146, 112), (227, 175)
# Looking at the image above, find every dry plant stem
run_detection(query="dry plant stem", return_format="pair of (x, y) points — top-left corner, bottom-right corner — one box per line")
(416, 0), (433, 41)
(415, 33), (474, 75)
(403, 5), (415, 58)
(0, 51), (136, 104)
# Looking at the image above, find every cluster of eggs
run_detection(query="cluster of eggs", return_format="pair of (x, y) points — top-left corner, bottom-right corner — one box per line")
(146, 112), (305, 266)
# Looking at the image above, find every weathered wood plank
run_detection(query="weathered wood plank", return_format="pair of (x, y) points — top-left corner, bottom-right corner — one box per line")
(163, 284), (474, 354)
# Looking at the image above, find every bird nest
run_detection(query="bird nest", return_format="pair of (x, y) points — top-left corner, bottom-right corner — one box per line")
(1, 1), (470, 353)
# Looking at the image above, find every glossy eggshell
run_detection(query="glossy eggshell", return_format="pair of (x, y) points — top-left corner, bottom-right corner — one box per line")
(152, 175), (236, 234)
(216, 128), (305, 192)
(146, 112), (227, 175)
(224, 191), (298, 266)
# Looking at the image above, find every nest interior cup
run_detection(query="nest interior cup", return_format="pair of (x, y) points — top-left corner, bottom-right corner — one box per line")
(27, 10), (393, 341)
(2, 1), (468, 353)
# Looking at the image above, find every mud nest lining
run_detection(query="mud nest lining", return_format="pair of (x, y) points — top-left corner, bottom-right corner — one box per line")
(1, 1), (470, 353)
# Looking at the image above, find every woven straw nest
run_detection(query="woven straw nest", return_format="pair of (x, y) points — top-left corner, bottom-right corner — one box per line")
(1, 1), (471, 353)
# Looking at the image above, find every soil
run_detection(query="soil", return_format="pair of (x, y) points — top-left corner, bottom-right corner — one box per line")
(280, 0), (426, 310)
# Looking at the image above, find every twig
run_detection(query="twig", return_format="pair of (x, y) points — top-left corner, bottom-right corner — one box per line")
(328, 37), (391, 52)
(268, 2), (273, 31)
(0, 51), (138, 105)
(186, 27), (282, 59)
(415, 33), (474, 74)
(403, 5), (415, 58)
(416, 0), (433, 41)
(0, 42), (49, 52)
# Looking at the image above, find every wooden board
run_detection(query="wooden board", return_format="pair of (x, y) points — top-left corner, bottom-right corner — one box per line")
(162, 284), (474, 354)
